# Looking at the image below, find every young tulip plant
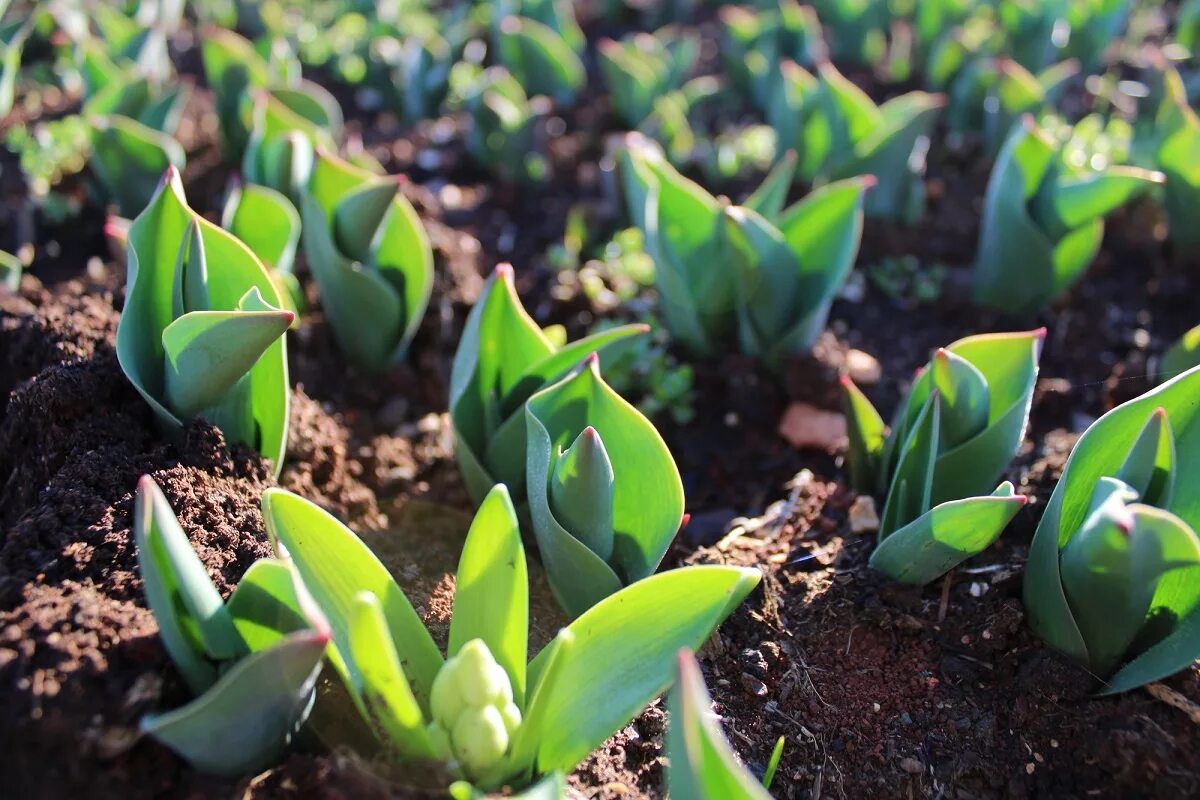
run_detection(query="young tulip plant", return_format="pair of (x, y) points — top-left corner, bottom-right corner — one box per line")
(1024, 364), (1200, 694)
(765, 59), (944, 223)
(981, 58), (1079, 156)
(620, 134), (870, 359)
(450, 264), (649, 507)
(524, 354), (685, 616)
(464, 67), (548, 183)
(492, 10), (585, 105)
(263, 482), (761, 792)
(299, 148), (433, 371)
(242, 86), (342, 202)
(116, 168), (293, 476)
(598, 26), (699, 129)
(221, 179), (304, 318)
(1159, 324), (1200, 384)
(842, 330), (1044, 584)
(667, 649), (780, 799)
(972, 116), (1164, 315)
(133, 477), (328, 776)
(720, 0), (825, 109)
(78, 36), (190, 217)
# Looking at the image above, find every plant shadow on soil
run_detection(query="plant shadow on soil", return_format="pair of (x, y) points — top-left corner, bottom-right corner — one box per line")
(3, 16), (1200, 800)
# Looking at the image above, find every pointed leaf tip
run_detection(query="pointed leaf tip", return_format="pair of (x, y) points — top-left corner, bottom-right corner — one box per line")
(860, 174), (878, 190)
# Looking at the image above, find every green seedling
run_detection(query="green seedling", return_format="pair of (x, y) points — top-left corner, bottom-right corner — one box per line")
(221, 179), (303, 318)
(598, 26), (698, 128)
(299, 148), (433, 371)
(843, 330), (1044, 584)
(525, 355), (685, 616)
(1025, 365), (1200, 693)
(116, 168), (292, 476)
(972, 117), (1163, 314)
(263, 483), (761, 791)
(134, 476), (327, 775)
(450, 264), (648, 505)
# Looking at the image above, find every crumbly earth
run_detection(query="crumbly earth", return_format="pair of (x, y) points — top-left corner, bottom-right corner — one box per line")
(2, 12), (1199, 800)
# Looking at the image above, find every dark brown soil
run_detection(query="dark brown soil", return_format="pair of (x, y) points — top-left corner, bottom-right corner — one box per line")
(3, 9), (1200, 800)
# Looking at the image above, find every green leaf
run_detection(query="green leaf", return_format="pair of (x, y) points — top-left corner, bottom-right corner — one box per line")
(1155, 64), (1200, 251)
(140, 628), (327, 776)
(221, 182), (301, 276)
(972, 120), (1060, 313)
(879, 394), (941, 538)
(161, 289), (293, 419)
(262, 488), (444, 714)
(525, 357), (684, 616)
(667, 649), (773, 800)
(1117, 408), (1176, 509)
(548, 427), (616, 562)
(530, 565), (761, 774)
(1161, 324), (1200, 384)
(332, 178), (400, 263)
(134, 476), (240, 692)
(450, 265), (648, 504)
(1033, 166), (1163, 240)
(90, 115), (186, 218)
(929, 347), (990, 449)
(225, 559), (310, 653)
(201, 26), (273, 157)
(840, 376), (886, 493)
(507, 629), (574, 779)
(448, 484), (528, 708)
(0, 248), (21, 292)
(870, 482), (1027, 584)
(496, 15), (585, 103)
(349, 591), (435, 758)
(743, 150), (798, 220)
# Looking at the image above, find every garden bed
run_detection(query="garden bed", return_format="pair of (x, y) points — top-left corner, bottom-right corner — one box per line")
(3, 7), (1200, 800)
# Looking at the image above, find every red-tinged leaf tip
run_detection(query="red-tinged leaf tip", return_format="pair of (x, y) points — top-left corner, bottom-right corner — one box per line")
(928, 93), (949, 109)
(584, 351), (601, 371)
(1019, 113), (1039, 132)
(582, 425), (599, 440)
(860, 174), (878, 190)
(161, 164), (180, 184)
(1034, 327), (1048, 340)
(499, 14), (520, 34)
(838, 374), (855, 389)
(104, 218), (129, 242)
(137, 474), (156, 493)
(1153, 406), (1168, 419)
(633, 323), (651, 334)
(913, 365), (926, 379)
(494, 263), (514, 281)
(282, 311), (297, 327)
(679, 513), (691, 532)
(1015, 494), (1030, 506)
(1115, 511), (1135, 535)
(933, 347), (950, 362)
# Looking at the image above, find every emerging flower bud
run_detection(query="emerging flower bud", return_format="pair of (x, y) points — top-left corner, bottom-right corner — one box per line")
(426, 639), (520, 779)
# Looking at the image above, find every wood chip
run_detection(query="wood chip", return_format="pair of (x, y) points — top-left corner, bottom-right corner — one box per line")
(778, 402), (847, 451)
(1145, 682), (1200, 724)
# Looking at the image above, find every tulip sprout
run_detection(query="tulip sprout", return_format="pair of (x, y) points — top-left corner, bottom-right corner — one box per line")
(134, 477), (328, 776)
(1025, 365), (1200, 693)
(843, 330), (1044, 584)
(972, 117), (1163, 315)
(299, 148), (434, 371)
(450, 264), (649, 505)
(116, 168), (293, 476)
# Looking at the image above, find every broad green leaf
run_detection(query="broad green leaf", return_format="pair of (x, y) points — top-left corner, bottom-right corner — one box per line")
(134, 476), (239, 692)
(225, 559), (310, 653)
(140, 629), (327, 776)
(743, 150), (798, 220)
(448, 485), (528, 707)
(1156, 65), (1200, 251)
(507, 629), (574, 779)
(972, 121), (1060, 313)
(91, 115), (186, 218)
(161, 292), (293, 419)
(1033, 166), (1163, 240)
(349, 592), (435, 758)
(496, 15), (585, 103)
(667, 649), (773, 800)
(1117, 408), (1176, 509)
(1161, 324), (1200, 384)
(201, 26), (272, 157)
(840, 376), (886, 493)
(525, 357), (684, 616)
(221, 182), (301, 275)
(871, 483), (1026, 584)
(262, 488), (444, 713)
(333, 178), (400, 263)
(530, 565), (761, 773)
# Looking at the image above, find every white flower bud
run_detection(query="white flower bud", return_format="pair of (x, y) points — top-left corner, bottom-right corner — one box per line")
(452, 705), (509, 775)
(430, 661), (464, 728)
